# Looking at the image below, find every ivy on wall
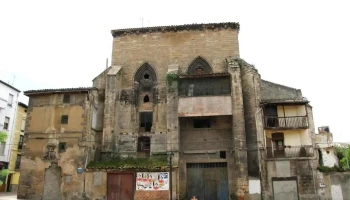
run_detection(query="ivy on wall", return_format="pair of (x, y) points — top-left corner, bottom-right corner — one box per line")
(166, 73), (179, 87)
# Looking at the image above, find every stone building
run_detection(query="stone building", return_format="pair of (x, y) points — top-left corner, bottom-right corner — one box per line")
(17, 88), (94, 199)
(315, 126), (339, 168)
(18, 22), (320, 200)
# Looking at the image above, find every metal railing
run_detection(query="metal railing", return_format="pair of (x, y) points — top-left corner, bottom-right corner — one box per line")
(264, 116), (308, 129)
(266, 145), (313, 158)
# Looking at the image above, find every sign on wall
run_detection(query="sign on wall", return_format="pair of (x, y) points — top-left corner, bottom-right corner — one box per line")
(136, 172), (169, 190)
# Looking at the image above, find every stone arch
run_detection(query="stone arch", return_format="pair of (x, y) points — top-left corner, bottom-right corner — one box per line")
(134, 62), (158, 106)
(187, 56), (213, 75)
(134, 62), (158, 85)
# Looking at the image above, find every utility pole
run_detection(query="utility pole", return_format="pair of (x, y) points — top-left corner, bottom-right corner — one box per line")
(346, 147), (350, 169)
(167, 152), (174, 200)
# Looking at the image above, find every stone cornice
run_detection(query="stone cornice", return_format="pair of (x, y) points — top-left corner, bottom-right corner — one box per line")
(111, 22), (240, 37)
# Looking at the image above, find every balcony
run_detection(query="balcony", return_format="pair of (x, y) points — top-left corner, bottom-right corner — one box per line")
(264, 116), (308, 129)
(266, 145), (314, 159)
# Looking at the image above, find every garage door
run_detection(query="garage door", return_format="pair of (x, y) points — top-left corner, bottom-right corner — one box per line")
(186, 162), (229, 200)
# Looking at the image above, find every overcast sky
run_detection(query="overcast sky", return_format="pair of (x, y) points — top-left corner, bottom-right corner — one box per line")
(1, 1), (349, 142)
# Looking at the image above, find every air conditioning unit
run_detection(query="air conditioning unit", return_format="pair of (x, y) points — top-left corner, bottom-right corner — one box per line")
(0, 123), (3, 127)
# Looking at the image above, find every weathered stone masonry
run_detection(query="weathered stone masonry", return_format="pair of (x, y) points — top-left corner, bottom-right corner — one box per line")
(17, 22), (322, 200)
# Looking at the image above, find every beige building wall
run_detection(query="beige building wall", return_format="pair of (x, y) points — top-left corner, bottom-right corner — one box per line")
(8, 103), (27, 192)
(277, 105), (307, 117)
(17, 90), (93, 200)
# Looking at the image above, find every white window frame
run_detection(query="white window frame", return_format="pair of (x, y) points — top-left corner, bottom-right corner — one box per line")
(8, 94), (14, 106)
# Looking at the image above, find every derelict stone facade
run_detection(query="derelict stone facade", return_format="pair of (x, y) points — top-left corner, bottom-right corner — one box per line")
(17, 22), (320, 200)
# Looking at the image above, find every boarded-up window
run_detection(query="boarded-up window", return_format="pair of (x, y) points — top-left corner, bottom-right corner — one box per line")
(63, 94), (70, 103)
(137, 136), (150, 157)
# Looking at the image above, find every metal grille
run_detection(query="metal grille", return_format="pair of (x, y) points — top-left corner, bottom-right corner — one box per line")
(179, 77), (231, 97)
(187, 162), (227, 168)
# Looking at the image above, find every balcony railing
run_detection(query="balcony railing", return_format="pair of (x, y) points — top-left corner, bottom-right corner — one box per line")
(266, 145), (313, 158)
(264, 116), (308, 129)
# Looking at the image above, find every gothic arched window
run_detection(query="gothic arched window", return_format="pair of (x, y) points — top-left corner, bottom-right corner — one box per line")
(187, 56), (213, 75)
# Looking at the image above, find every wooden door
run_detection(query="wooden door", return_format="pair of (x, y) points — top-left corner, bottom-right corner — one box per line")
(107, 173), (134, 200)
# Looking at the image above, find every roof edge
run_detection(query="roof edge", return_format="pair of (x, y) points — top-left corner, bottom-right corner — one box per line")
(18, 102), (28, 108)
(261, 79), (301, 91)
(111, 22), (240, 37)
(24, 87), (94, 96)
(0, 80), (21, 92)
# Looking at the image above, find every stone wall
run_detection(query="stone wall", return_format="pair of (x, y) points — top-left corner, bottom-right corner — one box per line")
(265, 159), (319, 200)
(17, 90), (94, 199)
(316, 172), (350, 200)
(111, 28), (240, 87)
(260, 80), (303, 100)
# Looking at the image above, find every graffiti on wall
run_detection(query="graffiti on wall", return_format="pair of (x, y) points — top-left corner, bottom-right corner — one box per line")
(136, 172), (169, 190)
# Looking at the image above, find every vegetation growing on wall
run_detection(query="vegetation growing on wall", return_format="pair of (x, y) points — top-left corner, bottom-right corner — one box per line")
(0, 131), (9, 186)
(335, 145), (350, 169)
(317, 166), (350, 173)
(318, 145), (350, 173)
(87, 156), (168, 169)
(166, 73), (179, 87)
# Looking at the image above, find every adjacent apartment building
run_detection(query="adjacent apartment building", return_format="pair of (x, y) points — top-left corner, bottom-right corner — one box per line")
(7, 102), (27, 192)
(18, 22), (320, 200)
(0, 80), (20, 192)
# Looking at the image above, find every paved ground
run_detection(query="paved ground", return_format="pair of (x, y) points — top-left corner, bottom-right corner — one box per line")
(0, 192), (17, 200)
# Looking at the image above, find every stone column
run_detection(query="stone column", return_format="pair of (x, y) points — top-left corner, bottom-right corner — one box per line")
(102, 66), (122, 156)
(166, 65), (180, 199)
(241, 64), (262, 176)
(226, 57), (249, 199)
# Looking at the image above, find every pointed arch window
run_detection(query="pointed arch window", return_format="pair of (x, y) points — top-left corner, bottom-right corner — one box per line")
(187, 56), (213, 75)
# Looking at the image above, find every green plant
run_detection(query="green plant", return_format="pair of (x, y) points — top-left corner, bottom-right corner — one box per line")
(0, 131), (8, 143)
(317, 165), (350, 173)
(87, 156), (168, 169)
(166, 73), (179, 86)
(0, 131), (9, 186)
(0, 169), (9, 186)
(335, 145), (350, 169)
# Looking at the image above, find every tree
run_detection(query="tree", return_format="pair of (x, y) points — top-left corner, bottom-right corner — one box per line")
(335, 145), (350, 169)
(0, 131), (9, 186)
